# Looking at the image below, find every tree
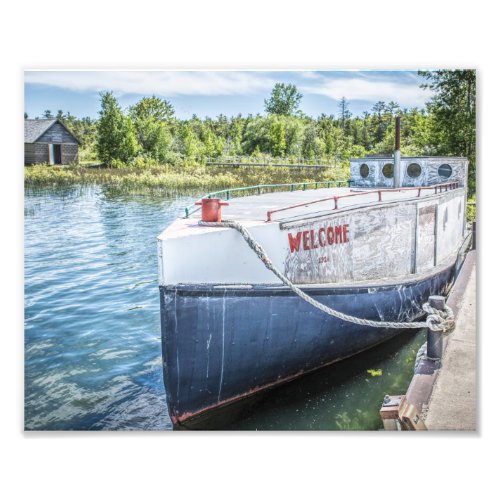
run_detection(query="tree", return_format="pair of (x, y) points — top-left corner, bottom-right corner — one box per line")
(264, 83), (303, 116)
(43, 110), (53, 118)
(96, 92), (139, 163)
(419, 70), (476, 192)
(129, 96), (174, 161)
(338, 97), (352, 132)
(269, 119), (286, 157)
(128, 96), (174, 123)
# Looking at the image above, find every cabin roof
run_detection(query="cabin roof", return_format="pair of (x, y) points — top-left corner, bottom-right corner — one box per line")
(24, 119), (80, 144)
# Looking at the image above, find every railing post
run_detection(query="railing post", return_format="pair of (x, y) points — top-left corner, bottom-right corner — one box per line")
(378, 190), (382, 202)
(426, 295), (446, 360)
(417, 188), (421, 197)
(334, 197), (338, 210)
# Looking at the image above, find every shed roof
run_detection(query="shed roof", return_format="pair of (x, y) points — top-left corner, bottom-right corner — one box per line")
(24, 119), (80, 144)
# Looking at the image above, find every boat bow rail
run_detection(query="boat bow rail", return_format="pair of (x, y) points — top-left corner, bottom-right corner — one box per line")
(183, 180), (350, 218)
(266, 181), (460, 222)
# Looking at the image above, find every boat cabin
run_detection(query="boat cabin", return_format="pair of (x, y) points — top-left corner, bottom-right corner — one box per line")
(350, 156), (468, 189)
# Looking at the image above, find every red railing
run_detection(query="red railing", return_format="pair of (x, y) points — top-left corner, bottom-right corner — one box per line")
(266, 182), (460, 222)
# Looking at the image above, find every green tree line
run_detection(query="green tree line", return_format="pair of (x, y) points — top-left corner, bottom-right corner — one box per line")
(29, 70), (476, 192)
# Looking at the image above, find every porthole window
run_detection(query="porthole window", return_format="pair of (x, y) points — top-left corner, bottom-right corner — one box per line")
(407, 163), (422, 178)
(438, 164), (453, 178)
(360, 163), (369, 178)
(382, 163), (393, 178)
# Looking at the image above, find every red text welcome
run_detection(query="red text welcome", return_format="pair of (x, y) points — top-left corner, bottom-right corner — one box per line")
(288, 224), (350, 253)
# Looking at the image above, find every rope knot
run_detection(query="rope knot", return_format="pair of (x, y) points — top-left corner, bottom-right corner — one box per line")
(422, 302), (455, 333)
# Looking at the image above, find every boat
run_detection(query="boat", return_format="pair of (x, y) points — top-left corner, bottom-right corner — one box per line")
(157, 124), (470, 429)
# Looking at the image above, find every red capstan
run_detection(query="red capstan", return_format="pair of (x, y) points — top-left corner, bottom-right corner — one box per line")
(195, 198), (229, 222)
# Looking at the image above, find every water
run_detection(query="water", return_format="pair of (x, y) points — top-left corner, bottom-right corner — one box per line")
(25, 186), (425, 431)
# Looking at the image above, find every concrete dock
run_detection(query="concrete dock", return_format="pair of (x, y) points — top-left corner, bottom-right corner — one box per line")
(380, 249), (476, 431)
(424, 251), (476, 430)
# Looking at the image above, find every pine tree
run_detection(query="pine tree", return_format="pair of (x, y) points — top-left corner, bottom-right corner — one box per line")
(96, 92), (139, 163)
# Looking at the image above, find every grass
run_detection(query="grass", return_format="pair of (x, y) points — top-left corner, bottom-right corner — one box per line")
(466, 195), (476, 223)
(24, 163), (349, 195)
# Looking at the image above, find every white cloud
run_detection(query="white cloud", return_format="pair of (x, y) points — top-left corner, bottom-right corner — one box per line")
(301, 74), (434, 108)
(24, 70), (276, 96)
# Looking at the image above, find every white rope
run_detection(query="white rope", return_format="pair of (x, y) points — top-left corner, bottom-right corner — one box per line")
(199, 220), (455, 333)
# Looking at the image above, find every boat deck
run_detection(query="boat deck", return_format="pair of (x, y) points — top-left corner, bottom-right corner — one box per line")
(196, 186), (451, 223)
(160, 183), (462, 240)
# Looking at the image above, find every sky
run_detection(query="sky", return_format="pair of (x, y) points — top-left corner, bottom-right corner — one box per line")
(24, 70), (434, 120)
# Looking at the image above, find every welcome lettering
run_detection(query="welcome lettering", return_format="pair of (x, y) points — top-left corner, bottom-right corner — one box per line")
(288, 224), (350, 253)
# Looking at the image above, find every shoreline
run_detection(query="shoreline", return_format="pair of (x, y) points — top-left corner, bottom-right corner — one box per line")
(24, 163), (347, 194)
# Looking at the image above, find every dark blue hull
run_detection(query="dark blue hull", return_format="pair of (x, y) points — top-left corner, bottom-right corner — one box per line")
(160, 264), (455, 427)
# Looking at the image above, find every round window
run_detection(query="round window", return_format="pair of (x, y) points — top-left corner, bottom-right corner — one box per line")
(360, 163), (369, 178)
(438, 164), (453, 178)
(382, 163), (393, 178)
(407, 163), (422, 178)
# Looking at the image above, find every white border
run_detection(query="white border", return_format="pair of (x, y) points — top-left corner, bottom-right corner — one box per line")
(3, 1), (497, 498)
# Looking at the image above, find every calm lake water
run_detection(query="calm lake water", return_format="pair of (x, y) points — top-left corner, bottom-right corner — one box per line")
(24, 186), (425, 431)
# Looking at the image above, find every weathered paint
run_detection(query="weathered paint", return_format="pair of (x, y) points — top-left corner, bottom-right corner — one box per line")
(160, 262), (456, 426)
(158, 189), (465, 286)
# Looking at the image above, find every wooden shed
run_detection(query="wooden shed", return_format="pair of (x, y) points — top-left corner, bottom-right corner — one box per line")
(24, 119), (80, 165)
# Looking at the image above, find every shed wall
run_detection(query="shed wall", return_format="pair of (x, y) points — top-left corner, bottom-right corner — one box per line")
(24, 144), (36, 165)
(61, 144), (78, 164)
(24, 143), (51, 164)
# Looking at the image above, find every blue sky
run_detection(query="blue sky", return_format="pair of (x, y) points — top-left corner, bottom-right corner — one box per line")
(24, 70), (434, 120)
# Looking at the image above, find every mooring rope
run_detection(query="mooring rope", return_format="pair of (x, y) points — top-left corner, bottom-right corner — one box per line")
(199, 220), (455, 333)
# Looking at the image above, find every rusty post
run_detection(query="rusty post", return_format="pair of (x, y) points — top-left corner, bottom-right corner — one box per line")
(378, 190), (382, 202)
(333, 197), (338, 209)
(426, 295), (446, 360)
